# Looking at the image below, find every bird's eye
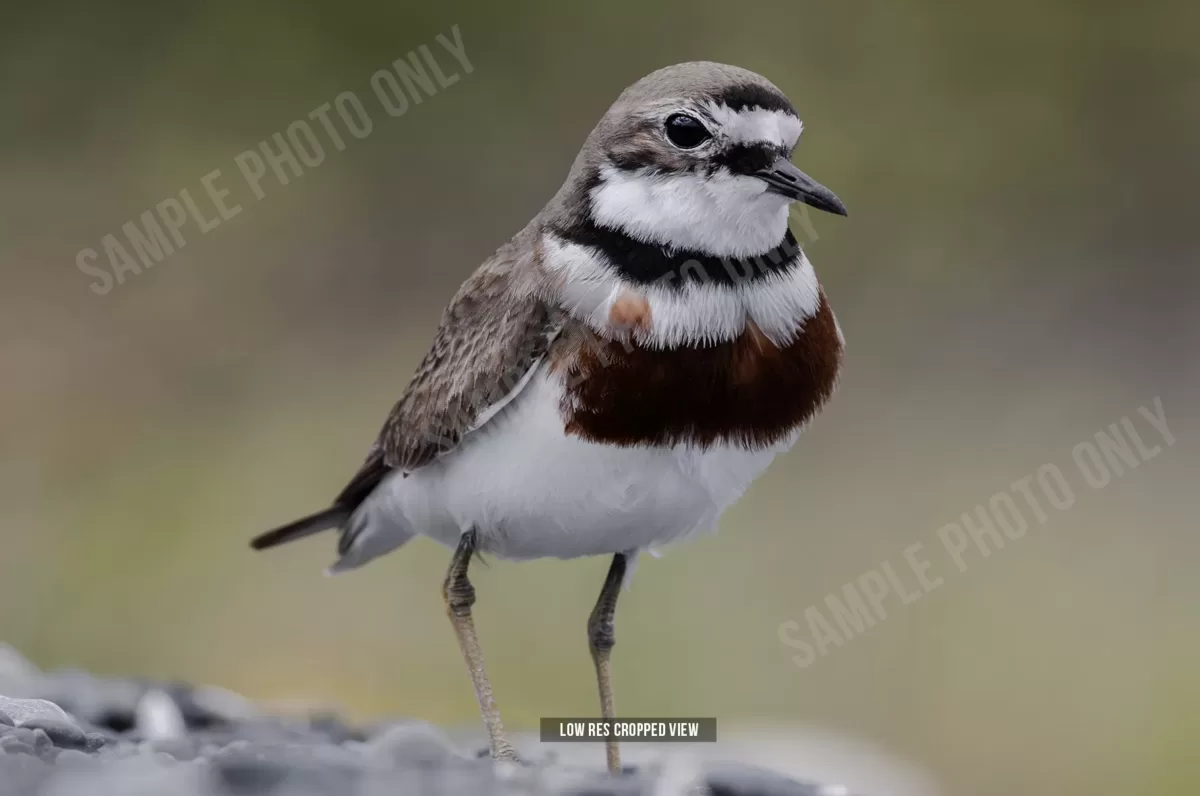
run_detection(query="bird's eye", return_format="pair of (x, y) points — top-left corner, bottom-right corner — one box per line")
(664, 113), (712, 149)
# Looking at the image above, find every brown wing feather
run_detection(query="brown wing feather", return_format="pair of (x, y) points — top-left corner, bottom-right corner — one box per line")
(377, 259), (562, 472)
(251, 245), (561, 553)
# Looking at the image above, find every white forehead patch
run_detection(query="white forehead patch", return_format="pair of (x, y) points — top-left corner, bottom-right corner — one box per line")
(706, 102), (804, 149)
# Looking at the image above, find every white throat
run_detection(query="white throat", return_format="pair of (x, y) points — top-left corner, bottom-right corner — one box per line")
(588, 163), (791, 258)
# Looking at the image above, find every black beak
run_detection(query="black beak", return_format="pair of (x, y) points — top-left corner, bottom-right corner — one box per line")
(754, 158), (848, 217)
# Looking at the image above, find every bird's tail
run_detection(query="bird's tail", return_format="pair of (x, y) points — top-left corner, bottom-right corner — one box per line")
(250, 506), (350, 551)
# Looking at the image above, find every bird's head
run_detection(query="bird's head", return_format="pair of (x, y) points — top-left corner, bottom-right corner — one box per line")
(560, 61), (846, 259)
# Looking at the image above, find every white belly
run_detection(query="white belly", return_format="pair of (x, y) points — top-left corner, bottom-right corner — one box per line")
(363, 367), (790, 562)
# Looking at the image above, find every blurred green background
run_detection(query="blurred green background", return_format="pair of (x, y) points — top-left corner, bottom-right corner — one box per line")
(2, 1), (1198, 794)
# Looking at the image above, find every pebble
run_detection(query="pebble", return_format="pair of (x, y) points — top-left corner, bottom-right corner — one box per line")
(308, 713), (364, 744)
(29, 729), (53, 755)
(364, 722), (468, 768)
(0, 697), (73, 727)
(0, 735), (35, 757)
(20, 719), (87, 750)
(8, 727), (36, 746)
(151, 738), (196, 761)
(706, 762), (844, 796)
(135, 689), (186, 741)
(213, 755), (290, 793)
(54, 749), (92, 767)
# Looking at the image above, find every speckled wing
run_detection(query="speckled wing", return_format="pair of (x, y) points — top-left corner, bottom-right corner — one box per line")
(249, 252), (562, 553)
(376, 264), (563, 473)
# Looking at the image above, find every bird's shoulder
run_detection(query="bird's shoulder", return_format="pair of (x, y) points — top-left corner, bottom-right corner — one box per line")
(372, 238), (565, 472)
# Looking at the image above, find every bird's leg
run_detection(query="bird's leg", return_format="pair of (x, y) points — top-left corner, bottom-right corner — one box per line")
(587, 553), (627, 774)
(443, 530), (519, 762)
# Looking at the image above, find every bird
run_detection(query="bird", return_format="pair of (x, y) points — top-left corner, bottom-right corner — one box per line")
(250, 61), (847, 774)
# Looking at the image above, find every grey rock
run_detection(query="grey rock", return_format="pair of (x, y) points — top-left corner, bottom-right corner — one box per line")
(0, 735), (35, 757)
(0, 696), (73, 727)
(563, 778), (649, 796)
(135, 688), (186, 741)
(20, 718), (87, 750)
(305, 742), (361, 768)
(213, 753), (359, 796)
(218, 739), (254, 755)
(0, 647), (863, 796)
(7, 727), (36, 745)
(150, 737), (197, 761)
(160, 683), (238, 732)
(308, 712), (364, 744)
(112, 740), (141, 758)
(189, 684), (257, 723)
(706, 762), (852, 796)
(209, 715), (311, 745)
(29, 728), (53, 755)
(212, 754), (291, 793)
(363, 722), (471, 769)
(54, 748), (93, 768)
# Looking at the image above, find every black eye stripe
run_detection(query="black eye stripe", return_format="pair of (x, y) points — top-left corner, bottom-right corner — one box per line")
(607, 143), (787, 176)
(711, 143), (788, 174)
